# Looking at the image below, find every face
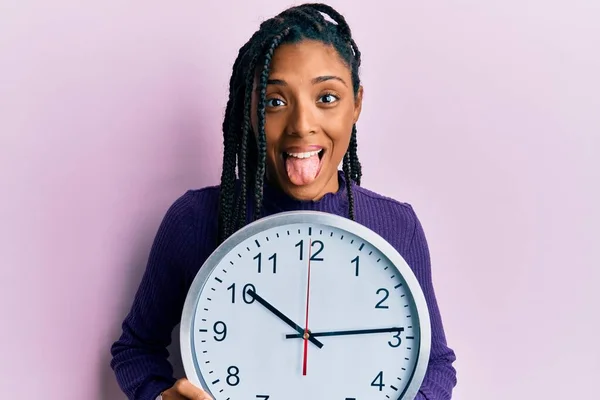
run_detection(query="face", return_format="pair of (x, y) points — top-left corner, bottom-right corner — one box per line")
(251, 39), (363, 201)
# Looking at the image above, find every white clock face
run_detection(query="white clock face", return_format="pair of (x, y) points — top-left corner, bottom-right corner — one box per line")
(181, 212), (430, 400)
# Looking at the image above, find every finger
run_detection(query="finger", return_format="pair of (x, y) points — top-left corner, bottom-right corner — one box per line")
(174, 378), (213, 400)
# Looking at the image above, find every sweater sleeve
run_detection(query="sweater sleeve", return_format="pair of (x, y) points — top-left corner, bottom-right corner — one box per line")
(110, 191), (199, 400)
(404, 205), (458, 399)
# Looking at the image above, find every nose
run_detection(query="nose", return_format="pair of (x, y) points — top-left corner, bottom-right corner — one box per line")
(287, 99), (317, 137)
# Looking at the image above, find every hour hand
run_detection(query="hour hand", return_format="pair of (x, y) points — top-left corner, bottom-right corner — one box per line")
(286, 327), (404, 339)
(245, 289), (324, 348)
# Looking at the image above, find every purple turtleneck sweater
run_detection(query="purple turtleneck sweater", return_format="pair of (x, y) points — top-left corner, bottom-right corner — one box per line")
(110, 172), (457, 399)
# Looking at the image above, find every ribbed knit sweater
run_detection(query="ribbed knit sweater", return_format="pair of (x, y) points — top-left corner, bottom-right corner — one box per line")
(110, 171), (457, 399)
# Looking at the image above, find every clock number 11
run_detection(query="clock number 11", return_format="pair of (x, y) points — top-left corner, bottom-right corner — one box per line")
(254, 253), (277, 273)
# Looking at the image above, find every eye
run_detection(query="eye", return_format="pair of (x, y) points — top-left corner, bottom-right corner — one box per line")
(318, 93), (339, 104)
(266, 98), (286, 108)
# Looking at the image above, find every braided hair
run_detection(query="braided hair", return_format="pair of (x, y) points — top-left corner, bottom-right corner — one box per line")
(218, 3), (363, 243)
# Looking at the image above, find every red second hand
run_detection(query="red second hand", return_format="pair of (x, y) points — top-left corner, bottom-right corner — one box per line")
(302, 238), (312, 376)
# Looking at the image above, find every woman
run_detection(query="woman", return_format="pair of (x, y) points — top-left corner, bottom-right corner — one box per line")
(110, 3), (457, 399)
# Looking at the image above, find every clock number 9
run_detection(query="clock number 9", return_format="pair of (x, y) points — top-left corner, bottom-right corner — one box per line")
(213, 321), (227, 341)
(295, 239), (324, 261)
(227, 283), (256, 304)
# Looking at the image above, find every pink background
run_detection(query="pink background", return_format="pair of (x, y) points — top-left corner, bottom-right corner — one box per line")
(1, 0), (599, 398)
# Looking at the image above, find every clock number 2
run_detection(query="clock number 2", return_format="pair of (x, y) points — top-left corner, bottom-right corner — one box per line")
(295, 239), (324, 261)
(254, 252), (277, 273)
(375, 288), (389, 309)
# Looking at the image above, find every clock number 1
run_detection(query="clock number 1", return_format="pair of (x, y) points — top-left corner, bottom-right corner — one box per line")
(351, 255), (359, 276)
(254, 252), (277, 273)
(295, 239), (324, 261)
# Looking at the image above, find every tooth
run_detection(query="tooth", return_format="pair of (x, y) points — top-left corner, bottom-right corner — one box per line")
(286, 149), (322, 159)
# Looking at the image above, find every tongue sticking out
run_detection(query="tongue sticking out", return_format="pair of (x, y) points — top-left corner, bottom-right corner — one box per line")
(285, 153), (321, 185)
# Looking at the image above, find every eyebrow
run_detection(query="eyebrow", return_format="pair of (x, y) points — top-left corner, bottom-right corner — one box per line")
(266, 75), (348, 87)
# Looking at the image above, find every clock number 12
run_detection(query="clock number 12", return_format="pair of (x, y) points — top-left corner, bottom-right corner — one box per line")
(295, 239), (324, 261)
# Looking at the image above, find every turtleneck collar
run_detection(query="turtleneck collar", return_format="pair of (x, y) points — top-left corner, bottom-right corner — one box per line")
(261, 170), (350, 217)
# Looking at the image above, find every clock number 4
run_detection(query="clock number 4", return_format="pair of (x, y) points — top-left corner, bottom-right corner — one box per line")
(254, 252), (277, 273)
(295, 239), (324, 261)
(371, 371), (385, 391)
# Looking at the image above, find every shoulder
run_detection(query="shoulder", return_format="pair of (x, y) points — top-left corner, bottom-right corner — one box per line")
(352, 184), (421, 251)
(156, 183), (222, 247)
(157, 184), (222, 281)
(164, 183), (221, 218)
(353, 184), (418, 223)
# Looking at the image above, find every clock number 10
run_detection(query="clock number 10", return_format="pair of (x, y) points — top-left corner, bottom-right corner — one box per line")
(227, 283), (256, 304)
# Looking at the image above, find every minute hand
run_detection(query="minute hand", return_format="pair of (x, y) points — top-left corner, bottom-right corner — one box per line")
(286, 327), (403, 339)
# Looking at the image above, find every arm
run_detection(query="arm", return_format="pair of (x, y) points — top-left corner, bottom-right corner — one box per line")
(110, 192), (199, 400)
(404, 205), (458, 399)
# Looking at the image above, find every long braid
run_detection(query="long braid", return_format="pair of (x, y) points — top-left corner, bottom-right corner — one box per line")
(343, 151), (356, 220)
(254, 30), (290, 221)
(349, 125), (361, 185)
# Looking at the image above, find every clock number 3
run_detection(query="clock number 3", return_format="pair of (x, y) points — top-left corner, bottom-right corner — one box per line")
(388, 328), (404, 348)
(295, 239), (324, 261)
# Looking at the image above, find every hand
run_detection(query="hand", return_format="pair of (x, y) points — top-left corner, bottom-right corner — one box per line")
(160, 378), (213, 400)
(245, 288), (323, 348)
(285, 327), (404, 339)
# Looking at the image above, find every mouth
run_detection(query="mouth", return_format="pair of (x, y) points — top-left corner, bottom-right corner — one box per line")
(281, 147), (325, 186)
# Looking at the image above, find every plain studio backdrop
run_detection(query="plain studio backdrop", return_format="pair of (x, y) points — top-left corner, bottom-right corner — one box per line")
(1, 0), (598, 398)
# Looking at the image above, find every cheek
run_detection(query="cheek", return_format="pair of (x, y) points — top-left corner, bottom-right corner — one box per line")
(325, 106), (355, 149)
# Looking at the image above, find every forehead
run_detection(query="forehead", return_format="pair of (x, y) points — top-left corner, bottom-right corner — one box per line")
(268, 39), (350, 79)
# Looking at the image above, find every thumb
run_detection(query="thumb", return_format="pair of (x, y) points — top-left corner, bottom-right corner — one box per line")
(173, 378), (213, 400)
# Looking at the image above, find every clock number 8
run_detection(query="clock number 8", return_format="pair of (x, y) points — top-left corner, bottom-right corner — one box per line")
(226, 366), (240, 386)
